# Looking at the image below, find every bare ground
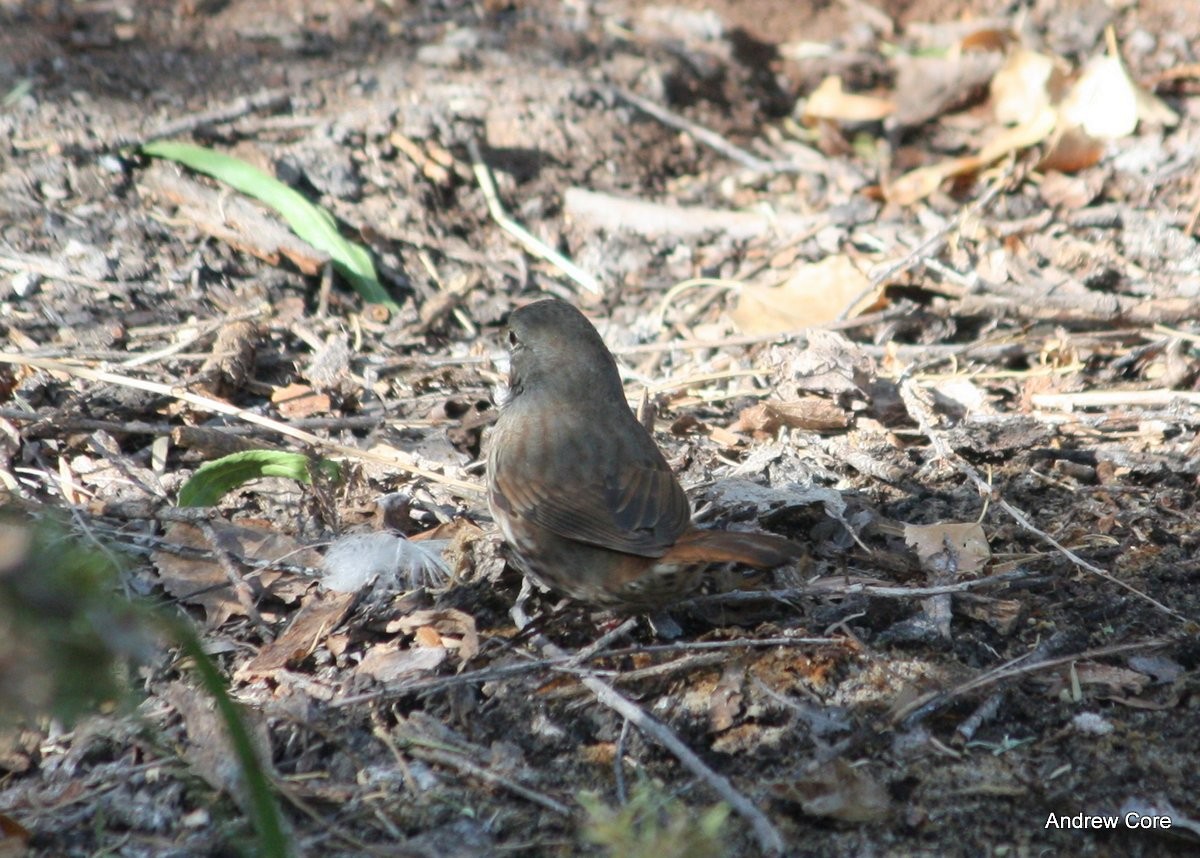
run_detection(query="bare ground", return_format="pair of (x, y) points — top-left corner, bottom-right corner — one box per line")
(1, 0), (1199, 856)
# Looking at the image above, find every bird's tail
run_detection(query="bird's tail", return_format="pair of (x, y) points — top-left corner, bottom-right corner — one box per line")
(667, 529), (805, 568)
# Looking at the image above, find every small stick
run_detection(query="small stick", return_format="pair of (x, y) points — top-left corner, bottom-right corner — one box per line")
(683, 569), (1035, 607)
(117, 88), (291, 149)
(0, 352), (483, 496)
(467, 139), (602, 295)
(329, 634), (842, 709)
(614, 88), (824, 174)
(895, 636), (1173, 726)
(898, 378), (1192, 625)
(403, 742), (571, 816)
(1031, 389), (1200, 409)
(510, 602), (785, 856)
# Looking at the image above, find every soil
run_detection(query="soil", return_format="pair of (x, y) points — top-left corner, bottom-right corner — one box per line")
(1, 0), (1199, 856)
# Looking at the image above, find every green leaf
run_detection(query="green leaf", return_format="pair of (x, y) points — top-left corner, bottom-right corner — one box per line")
(178, 450), (323, 507)
(166, 615), (292, 857)
(140, 140), (398, 312)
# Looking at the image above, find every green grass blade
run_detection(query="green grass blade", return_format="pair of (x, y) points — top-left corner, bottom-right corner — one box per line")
(165, 614), (292, 858)
(178, 450), (321, 507)
(141, 140), (398, 311)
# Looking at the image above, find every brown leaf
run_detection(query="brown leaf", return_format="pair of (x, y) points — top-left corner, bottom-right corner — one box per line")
(271, 382), (332, 419)
(733, 255), (873, 334)
(355, 641), (447, 685)
(708, 662), (745, 733)
(1037, 127), (1106, 173)
(886, 105), (1056, 204)
(990, 47), (1063, 125)
(153, 522), (316, 628)
(772, 758), (891, 823)
(731, 399), (849, 435)
(903, 522), (991, 576)
(803, 76), (894, 123)
(165, 681), (272, 798)
(892, 50), (1002, 127)
(236, 591), (356, 680)
(386, 608), (480, 662)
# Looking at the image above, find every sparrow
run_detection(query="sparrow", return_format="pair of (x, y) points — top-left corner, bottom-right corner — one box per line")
(486, 298), (802, 609)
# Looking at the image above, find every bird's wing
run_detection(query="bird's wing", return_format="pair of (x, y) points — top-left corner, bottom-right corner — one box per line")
(490, 425), (690, 557)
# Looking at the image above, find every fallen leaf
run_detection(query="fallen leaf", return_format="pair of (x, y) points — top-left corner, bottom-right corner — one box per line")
(271, 382), (332, 419)
(355, 641), (447, 685)
(165, 680), (272, 796)
(733, 255), (873, 334)
(904, 522), (991, 575)
(236, 591), (356, 680)
(990, 47), (1061, 125)
(708, 662), (745, 733)
(886, 105), (1057, 204)
(730, 399), (850, 435)
(153, 522), (316, 627)
(803, 75), (895, 123)
(1060, 54), (1139, 139)
(386, 608), (480, 661)
(772, 758), (891, 823)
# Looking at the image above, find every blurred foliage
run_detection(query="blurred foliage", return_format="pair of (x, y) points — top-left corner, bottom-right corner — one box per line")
(0, 507), (291, 855)
(580, 780), (731, 858)
(0, 509), (155, 724)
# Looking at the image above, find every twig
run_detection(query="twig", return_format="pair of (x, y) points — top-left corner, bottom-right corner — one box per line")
(0, 352), (483, 496)
(0, 248), (147, 291)
(612, 306), (907, 356)
(329, 634), (842, 709)
(404, 742), (571, 816)
(845, 175), (1009, 318)
(467, 139), (601, 295)
(196, 519), (273, 637)
(1031, 389), (1200, 409)
(614, 88), (824, 174)
(895, 636), (1174, 727)
(509, 602), (785, 856)
(563, 186), (826, 241)
(116, 88), (291, 149)
(0, 409), (444, 437)
(898, 378), (1192, 625)
(683, 569), (1036, 607)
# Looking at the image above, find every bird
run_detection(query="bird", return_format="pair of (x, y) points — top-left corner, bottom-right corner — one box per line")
(486, 298), (804, 609)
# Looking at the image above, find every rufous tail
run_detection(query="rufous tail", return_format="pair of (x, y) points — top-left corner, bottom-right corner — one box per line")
(667, 529), (804, 568)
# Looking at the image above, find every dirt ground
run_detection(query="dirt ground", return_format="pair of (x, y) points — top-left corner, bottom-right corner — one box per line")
(1, 0), (1199, 855)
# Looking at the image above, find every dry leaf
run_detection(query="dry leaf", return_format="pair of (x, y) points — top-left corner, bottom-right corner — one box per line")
(236, 591), (356, 680)
(271, 382), (331, 419)
(990, 48), (1060, 125)
(387, 608), (480, 661)
(886, 105), (1056, 204)
(772, 758), (891, 823)
(892, 50), (1004, 127)
(166, 680), (271, 797)
(903, 522), (991, 575)
(956, 595), (1022, 635)
(1037, 169), (1104, 207)
(803, 75), (895, 123)
(355, 641), (447, 685)
(0, 810), (31, 856)
(730, 398), (850, 435)
(153, 522), (316, 628)
(708, 662), (745, 733)
(1072, 662), (1150, 695)
(1060, 54), (1139, 139)
(733, 255), (872, 334)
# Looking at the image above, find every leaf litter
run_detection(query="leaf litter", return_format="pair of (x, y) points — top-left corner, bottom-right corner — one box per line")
(0, 0), (1198, 855)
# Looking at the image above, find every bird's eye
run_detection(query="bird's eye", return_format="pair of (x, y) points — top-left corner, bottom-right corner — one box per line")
(507, 330), (519, 347)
